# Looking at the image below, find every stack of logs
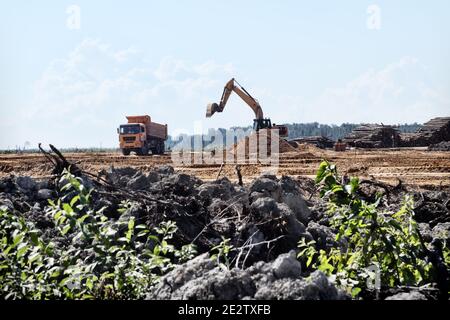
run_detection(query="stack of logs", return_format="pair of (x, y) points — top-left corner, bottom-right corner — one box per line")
(400, 117), (450, 147)
(343, 125), (401, 148)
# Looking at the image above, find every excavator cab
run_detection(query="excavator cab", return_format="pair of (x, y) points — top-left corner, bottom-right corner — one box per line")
(253, 118), (289, 137)
(253, 118), (272, 131)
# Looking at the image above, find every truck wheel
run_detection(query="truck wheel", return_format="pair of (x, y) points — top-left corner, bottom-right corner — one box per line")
(122, 149), (130, 156)
(158, 142), (165, 154)
(140, 147), (148, 156)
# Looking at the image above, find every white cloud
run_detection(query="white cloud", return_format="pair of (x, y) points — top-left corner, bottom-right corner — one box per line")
(307, 56), (450, 124)
(20, 39), (235, 148)
(2, 41), (448, 150)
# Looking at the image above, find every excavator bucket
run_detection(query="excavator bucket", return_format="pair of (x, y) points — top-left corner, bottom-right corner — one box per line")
(206, 103), (219, 118)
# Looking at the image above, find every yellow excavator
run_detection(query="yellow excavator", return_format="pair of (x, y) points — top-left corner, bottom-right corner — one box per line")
(206, 78), (288, 137)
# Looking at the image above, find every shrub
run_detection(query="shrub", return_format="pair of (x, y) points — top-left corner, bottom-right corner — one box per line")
(0, 169), (196, 299)
(298, 160), (445, 298)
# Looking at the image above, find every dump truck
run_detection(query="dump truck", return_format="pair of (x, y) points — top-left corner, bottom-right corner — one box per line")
(117, 115), (167, 155)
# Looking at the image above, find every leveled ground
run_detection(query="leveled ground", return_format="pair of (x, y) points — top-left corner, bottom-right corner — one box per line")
(1, 146), (449, 188)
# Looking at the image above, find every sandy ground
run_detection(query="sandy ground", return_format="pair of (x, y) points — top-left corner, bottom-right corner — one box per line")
(0, 146), (449, 188)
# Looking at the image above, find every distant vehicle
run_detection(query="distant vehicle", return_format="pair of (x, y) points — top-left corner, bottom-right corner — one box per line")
(117, 115), (167, 156)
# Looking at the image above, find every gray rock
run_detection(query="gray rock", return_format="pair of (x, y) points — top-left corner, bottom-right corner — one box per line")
(37, 189), (53, 200)
(0, 196), (14, 211)
(250, 175), (311, 223)
(278, 203), (306, 237)
(250, 197), (279, 217)
(126, 174), (149, 190)
(281, 192), (311, 223)
(307, 270), (341, 300)
(160, 173), (202, 195)
(418, 223), (433, 242)
(15, 176), (37, 191)
(385, 291), (427, 300)
(279, 176), (311, 223)
(147, 253), (217, 299)
(147, 171), (160, 183)
(35, 180), (49, 190)
(110, 166), (138, 177)
(197, 182), (232, 200)
(306, 222), (346, 250)
(271, 251), (302, 279)
(432, 222), (450, 242)
(250, 197), (306, 240)
(250, 177), (282, 201)
(147, 253), (347, 300)
(81, 176), (94, 190)
(156, 165), (174, 176)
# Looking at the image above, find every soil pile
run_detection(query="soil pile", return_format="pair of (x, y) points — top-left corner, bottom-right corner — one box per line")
(231, 130), (297, 157)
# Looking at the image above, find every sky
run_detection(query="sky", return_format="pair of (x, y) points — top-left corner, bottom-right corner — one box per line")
(0, 0), (449, 149)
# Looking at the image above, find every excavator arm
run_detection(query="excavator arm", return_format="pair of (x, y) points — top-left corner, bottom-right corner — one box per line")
(206, 78), (288, 137)
(206, 78), (264, 119)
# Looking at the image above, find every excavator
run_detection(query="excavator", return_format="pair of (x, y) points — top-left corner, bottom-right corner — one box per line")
(206, 78), (288, 137)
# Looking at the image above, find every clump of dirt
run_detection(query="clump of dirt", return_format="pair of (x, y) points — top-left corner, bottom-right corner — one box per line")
(146, 251), (349, 300)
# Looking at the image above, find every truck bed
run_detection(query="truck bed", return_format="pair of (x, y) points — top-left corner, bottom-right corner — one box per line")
(147, 122), (167, 140)
(126, 115), (167, 140)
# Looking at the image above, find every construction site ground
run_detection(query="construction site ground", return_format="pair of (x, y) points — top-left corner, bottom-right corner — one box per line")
(1, 146), (449, 188)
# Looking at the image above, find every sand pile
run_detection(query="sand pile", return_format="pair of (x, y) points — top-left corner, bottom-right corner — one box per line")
(230, 130), (297, 156)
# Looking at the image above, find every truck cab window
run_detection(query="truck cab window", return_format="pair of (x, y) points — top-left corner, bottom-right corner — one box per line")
(120, 125), (140, 134)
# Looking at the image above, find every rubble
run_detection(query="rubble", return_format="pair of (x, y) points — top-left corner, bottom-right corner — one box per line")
(15, 176), (37, 191)
(146, 251), (349, 300)
(37, 189), (53, 200)
(1, 157), (449, 301)
(385, 291), (427, 300)
(126, 173), (149, 190)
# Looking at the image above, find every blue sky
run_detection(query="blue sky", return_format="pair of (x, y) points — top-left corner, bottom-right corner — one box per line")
(1, 1), (449, 149)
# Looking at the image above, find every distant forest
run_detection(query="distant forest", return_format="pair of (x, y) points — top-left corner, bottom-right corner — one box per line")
(167, 122), (422, 150)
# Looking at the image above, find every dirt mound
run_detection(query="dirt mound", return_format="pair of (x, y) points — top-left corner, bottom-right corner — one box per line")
(230, 130), (297, 156)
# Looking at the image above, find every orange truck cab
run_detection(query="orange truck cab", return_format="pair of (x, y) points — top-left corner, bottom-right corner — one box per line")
(118, 115), (168, 155)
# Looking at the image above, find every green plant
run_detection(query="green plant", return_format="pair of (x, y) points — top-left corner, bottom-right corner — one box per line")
(298, 160), (436, 297)
(0, 169), (197, 299)
(210, 237), (234, 270)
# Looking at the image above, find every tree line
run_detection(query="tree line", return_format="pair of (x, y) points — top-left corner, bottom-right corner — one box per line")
(166, 122), (422, 150)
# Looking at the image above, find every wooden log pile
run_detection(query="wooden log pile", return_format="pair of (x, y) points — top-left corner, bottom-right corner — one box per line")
(400, 117), (450, 147)
(288, 136), (335, 149)
(343, 124), (401, 148)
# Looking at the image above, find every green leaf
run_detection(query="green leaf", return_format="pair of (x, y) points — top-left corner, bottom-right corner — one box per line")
(351, 287), (361, 297)
(128, 217), (135, 232)
(16, 243), (28, 257)
(63, 202), (74, 213)
(61, 224), (71, 235)
(12, 234), (24, 247)
(70, 195), (80, 207)
(315, 161), (328, 183)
